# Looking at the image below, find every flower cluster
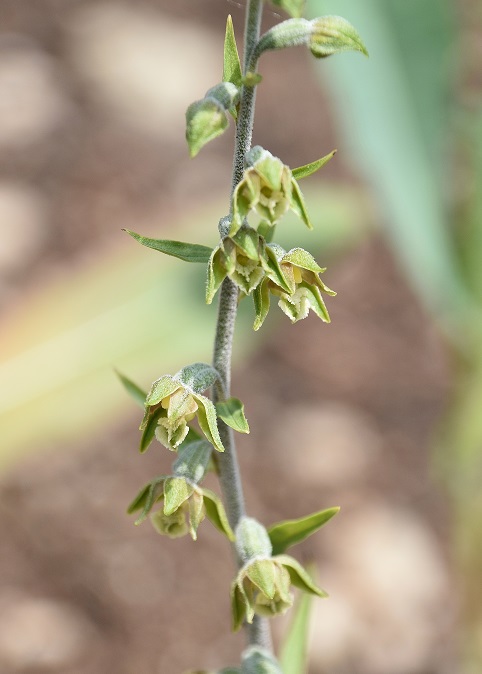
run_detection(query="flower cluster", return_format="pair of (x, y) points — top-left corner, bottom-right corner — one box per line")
(205, 146), (336, 328)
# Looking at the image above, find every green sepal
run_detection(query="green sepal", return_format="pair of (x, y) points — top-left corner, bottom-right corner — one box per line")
(163, 476), (194, 516)
(268, 507), (340, 555)
(269, 0), (305, 19)
(262, 245), (291, 293)
(292, 150), (336, 180)
(257, 220), (275, 243)
(206, 248), (228, 305)
(246, 559), (277, 599)
(140, 406), (165, 453)
(231, 582), (247, 632)
(195, 394), (225, 452)
(123, 230), (213, 263)
(177, 363), (219, 394)
(253, 279), (271, 331)
(215, 397), (250, 434)
(145, 375), (180, 408)
(187, 488), (205, 540)
(275, 555), (328, 597)
(290, 178), (313, 229)
(186, 97), (228, 158)
(310, 16), (369, 58)
(115, 370), (147, 409)
(223, 15), (242, 87)
(202, 487), (235, 540)
(282, 248), (325, 274)
(232, 226), (260, 261)
(127, 476), (166, 524)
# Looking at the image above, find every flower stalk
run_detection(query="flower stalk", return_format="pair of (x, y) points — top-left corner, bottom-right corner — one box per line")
(213, 0), (272, 651)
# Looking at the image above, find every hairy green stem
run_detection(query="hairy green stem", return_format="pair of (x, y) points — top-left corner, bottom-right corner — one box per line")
(212, 0), (273, 654)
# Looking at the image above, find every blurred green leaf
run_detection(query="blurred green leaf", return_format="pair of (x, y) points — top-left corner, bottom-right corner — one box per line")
(269, 0), (305, 19)
(308, 0), (473, 335)
(268, 507), (339, 555)
(115, 370), (146, 408)
(124, 230), (213, 263)
(279, 584), (313, 674)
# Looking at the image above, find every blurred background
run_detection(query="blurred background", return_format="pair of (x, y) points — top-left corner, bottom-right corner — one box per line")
(0, 0), (481, 672)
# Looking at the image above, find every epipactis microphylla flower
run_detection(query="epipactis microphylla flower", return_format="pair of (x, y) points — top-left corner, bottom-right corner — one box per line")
(230, 146), (312, 235)
(128, 440), (233, 541)
(140, 363), (224, 452)
(253, 245), (336, 329)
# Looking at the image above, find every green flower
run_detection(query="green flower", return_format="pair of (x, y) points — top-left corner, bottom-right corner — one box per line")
(231, 554), (326, 629)
(140, 363), (224, 453)
(231, 146), (312, 235)
(253, 245), (336, 329)
(206, 226), (265, 304)
(128, 441), (234, 542)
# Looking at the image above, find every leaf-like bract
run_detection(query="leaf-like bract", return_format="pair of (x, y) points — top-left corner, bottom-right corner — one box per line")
(124, 230), (212, 263)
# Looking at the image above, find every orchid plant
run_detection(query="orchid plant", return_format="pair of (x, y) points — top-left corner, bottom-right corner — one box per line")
(120, 2), (367, 672)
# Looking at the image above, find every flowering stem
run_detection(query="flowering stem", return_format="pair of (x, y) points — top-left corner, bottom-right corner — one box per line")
(212, 0), (273, 654)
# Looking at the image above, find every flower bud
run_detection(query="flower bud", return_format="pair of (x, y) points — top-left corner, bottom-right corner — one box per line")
(235, 517), (272, 562)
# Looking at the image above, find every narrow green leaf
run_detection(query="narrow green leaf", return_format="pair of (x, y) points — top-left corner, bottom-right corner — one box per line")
(292, 150), (336, 179)
(279, 584), (313, 674)
(123, 229), (212, 263)
(215, 397), (250, 434)
(223, 15), (242, 87)
(202, 487), (235, 540)
(268, 507), (339, 555)
(115, 370), (146, 408)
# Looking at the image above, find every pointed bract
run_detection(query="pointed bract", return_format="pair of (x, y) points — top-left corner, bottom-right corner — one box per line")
(223, 15), (243, 87)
